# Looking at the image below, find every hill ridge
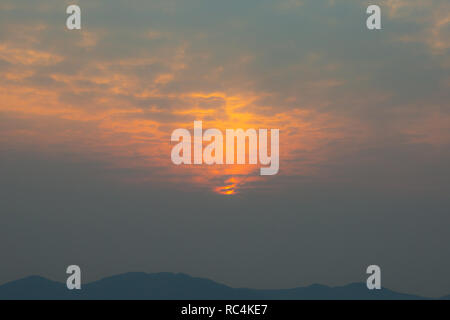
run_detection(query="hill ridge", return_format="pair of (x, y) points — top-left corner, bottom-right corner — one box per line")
(0, 272), (439, 300)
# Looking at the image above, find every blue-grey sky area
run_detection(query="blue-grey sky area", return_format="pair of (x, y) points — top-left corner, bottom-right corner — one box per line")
(0, 0), (449, 297)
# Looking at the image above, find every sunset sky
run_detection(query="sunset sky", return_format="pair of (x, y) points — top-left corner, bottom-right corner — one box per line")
(1, 0), (449, 297)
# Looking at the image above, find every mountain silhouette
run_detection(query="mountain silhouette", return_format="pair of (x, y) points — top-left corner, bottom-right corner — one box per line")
(0, 272), (438, 300)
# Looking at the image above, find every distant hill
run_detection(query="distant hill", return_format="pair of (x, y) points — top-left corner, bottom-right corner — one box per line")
(0, 272), (437, 300)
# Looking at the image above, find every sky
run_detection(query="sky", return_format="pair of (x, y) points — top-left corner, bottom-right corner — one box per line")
(0, 0), (449, 297)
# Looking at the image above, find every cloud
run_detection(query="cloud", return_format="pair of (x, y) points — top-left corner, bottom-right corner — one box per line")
(0, 0), (448, 194)
(0, 44), (63, 66)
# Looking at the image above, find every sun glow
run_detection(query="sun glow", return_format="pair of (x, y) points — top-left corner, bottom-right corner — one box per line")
(215, 183), (237, 195)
